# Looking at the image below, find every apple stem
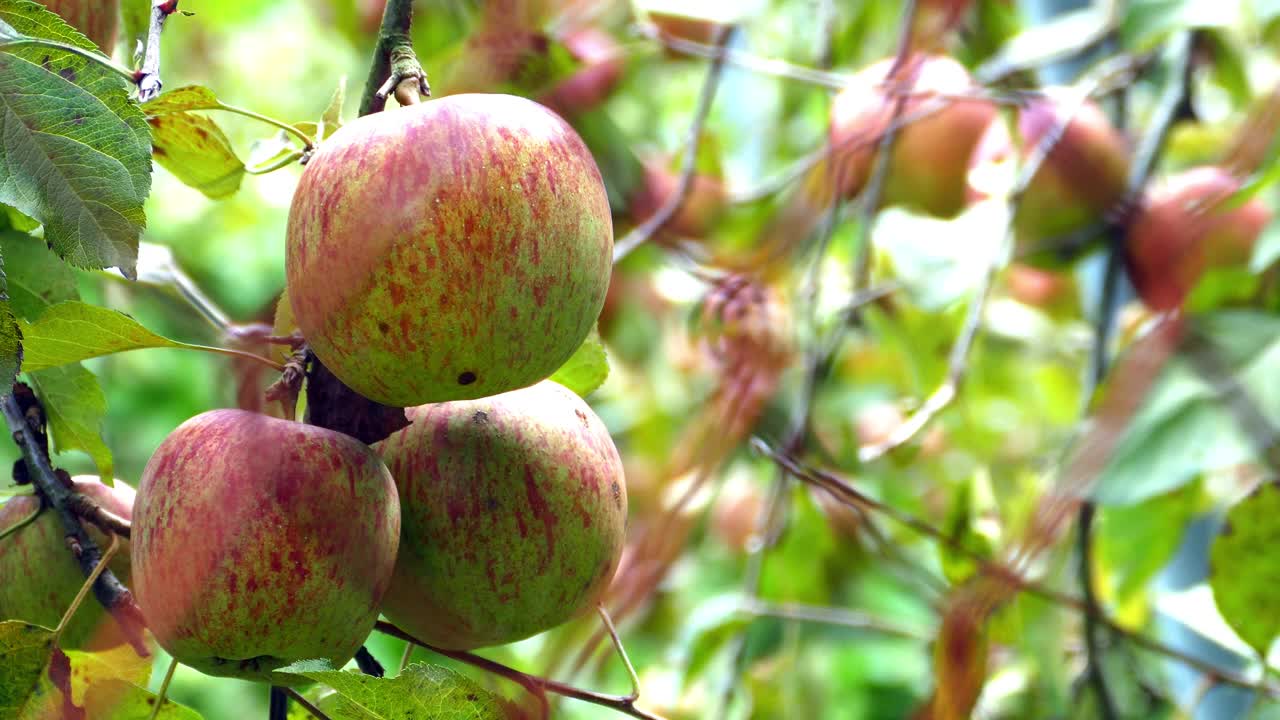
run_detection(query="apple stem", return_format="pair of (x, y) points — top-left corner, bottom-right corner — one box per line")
(597, 606), (641, 701)
(149, 658), (178, 720)
(1, 386), (150, 655)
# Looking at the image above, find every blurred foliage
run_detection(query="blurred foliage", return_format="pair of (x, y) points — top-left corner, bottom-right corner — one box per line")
(2, 0), (1280, 718)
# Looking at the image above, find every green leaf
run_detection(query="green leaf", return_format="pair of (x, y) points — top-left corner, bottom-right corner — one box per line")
(320, 76), (345, 139)
(276, 661), (506, 720)
(140, 85), (221, 115)
(28, 363), (113, 482)
(0, 245), (22, 389)
(0, 230), (79, 319)
(83, 679), (203, 719)
(18, 301), (183, 372)
(63, 644), (152, 706)
(549, 332), (609, 398)
(1093, 312), (1280, 505)
(678, 594), (751, 685)
(147, 111), (246, 199)
(0, 0), (152, 275)
(1097, 482), (1203, 610)
(1209, 483), (1280, 657)
(0, 621), (54, 718)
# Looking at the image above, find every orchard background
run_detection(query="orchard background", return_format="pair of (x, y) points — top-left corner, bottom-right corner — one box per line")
(2, 0), (1280, 718)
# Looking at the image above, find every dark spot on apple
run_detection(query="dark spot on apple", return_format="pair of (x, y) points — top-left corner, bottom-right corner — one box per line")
(458, 371), (477, 385)
(611, 481), (621, 507)
(377, 320), (391, 334)
(472, 411), (488, 424)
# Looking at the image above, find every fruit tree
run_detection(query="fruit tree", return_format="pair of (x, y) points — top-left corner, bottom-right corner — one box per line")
(1, 1), (1279, 719)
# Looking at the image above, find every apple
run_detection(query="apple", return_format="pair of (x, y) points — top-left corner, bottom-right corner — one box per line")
(912, 0), (972, 49)
(1005, 263), (1077, 314)
(376, 380), (627, 650)
(539, 27), (625, 117)
(1125, 166), (1272, 312)
(0, 476), (134, 649)
(40, 0), (119, 54)
(711, 482), (763, 554)
(647, 10), (728, 52)
(969, 97), (1130, 262)
(828, 54), (996, 218)
(286, 94), (613, 406)
(628, 156), (727, 240)
(130, 409), (400, 685)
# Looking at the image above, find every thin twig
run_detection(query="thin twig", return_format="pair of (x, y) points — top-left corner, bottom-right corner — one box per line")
(285, 688), (333, 720)
(374, 621), (666, 720)
(1074, 32), (1193, 715)
(716, 8), (919, 717)
(136, 0), (179, 101)
(148, 658), (177, 720)
(613, 25), (736, 263)
(65, 491), (132, 539)
(1, 388), (148, 655)
(751, 440), (1280, 700)
(858, 86), (1099, 462)
(598, 606), (641, 701)
(635, 21), (848, 90)
(742, 598), (932, 640)
(52, 533), (121, 645)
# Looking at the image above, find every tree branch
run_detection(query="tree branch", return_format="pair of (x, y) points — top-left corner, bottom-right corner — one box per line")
(613, 25), (736, 263)
(1, 386), (148, 655)
(374, 621), (666, 720)
(358, 0), (424, 116)
(1074, 31), (1193, 716)
(65, 490), (132, 539)
(135, 0), (179, 101)
(750, 439), (1280, 701)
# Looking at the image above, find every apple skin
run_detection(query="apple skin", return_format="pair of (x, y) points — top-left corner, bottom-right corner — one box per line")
(131, 409), (400, 686)
(375, 380), (627, 650)
(0, 476), (134, 649)
(1125, 166), (1272, 312)
(829, 54), (995, 218)
(970, 98), (1130, 261)
(286, 94), (613, 407)
(41, 0), (119, 53)
(539, 27), (625, 117)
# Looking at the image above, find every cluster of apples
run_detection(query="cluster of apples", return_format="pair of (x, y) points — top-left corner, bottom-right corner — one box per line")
(2, 93), (627, 683)
(818, 53), (1271, 312)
